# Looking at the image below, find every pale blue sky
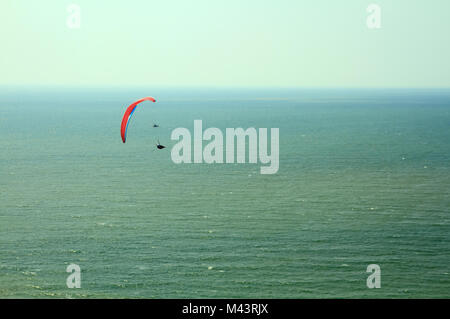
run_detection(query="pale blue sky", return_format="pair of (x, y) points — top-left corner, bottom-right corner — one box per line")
(1, 0), (449, 87)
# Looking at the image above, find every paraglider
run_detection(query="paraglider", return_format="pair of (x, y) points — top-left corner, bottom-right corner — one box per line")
(156, 140), (166, 149)
(120, 97), (156, 143)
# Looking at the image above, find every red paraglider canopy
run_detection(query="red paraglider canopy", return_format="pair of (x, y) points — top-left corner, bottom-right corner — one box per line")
(120, 97), (156, 143)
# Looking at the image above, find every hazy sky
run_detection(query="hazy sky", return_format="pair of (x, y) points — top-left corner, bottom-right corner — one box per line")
(1, 0), (449, 87)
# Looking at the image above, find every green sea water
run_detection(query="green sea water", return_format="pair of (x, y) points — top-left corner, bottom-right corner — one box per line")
(0, 88), (449, 298)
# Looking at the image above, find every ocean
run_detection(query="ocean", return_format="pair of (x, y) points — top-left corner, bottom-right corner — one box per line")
(0, 87), (449, 298)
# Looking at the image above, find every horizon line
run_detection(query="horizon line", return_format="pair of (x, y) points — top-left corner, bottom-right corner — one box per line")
(1, 85), (450, 90)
